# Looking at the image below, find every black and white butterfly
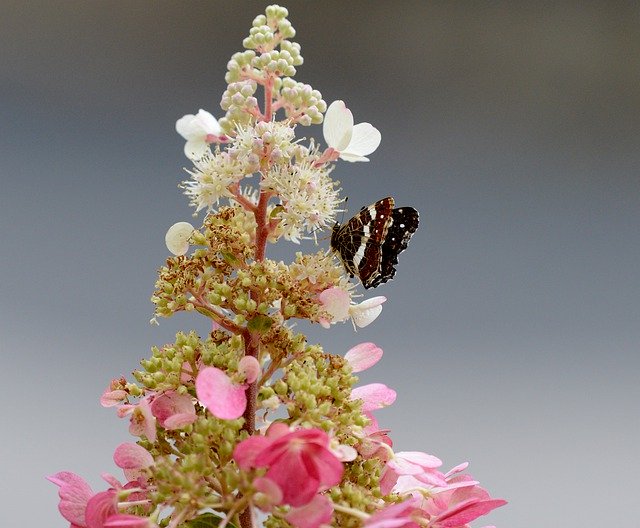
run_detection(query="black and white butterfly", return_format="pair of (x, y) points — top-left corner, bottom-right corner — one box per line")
(330, 197), (419, 289)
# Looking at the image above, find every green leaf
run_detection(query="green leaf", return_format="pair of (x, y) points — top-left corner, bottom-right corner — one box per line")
(221, 251), (240, 266)
(247, 314), (274, 333)
(181, 512), (228, 528)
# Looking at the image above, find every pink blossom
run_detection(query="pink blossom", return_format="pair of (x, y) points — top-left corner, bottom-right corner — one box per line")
(422, 478), (507, 528)
(285, 494), (334, 528)
(233, 427), (343, 507)
(150, 391), (196, 430)
(344, 342), (383, 372)
(364, 498), (421, 528)
(351, 383), (396, 411)
(196, 366), (247, 420)
(380, 451), (447, 495)
(125, 397), (157, 443)
(47, 471), (94, 526)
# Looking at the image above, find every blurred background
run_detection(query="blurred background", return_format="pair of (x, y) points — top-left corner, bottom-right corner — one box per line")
(1, 1), (639, 526)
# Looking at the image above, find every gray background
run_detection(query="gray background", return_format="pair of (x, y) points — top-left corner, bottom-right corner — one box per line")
(1, 2), (639, 526)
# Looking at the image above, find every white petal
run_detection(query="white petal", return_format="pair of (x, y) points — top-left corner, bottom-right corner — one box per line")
(338, 152), (370, 163)
(323, 100), (353, 151)
(176, 113), (196, 139)
(350, 304), (383, 328)
(183, 139), (209, 160)
(195, 108), (222, 136)
(165, 222), (194, 256)
(344, 122), (381, 157)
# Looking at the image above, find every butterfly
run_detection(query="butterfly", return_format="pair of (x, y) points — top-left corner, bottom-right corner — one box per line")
(330, 197), (419, 289)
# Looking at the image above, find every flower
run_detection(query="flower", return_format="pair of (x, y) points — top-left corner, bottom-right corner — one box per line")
(318, 287), (386, 329)
(165, 222), (194, 256)
(176, 109), (222, 160)
(233, 426), (344, 507)
(421, 481), (507, 528)
(149, 391), (197, 430)
(323, 100), (381, 162)
(380, 451), (448, 495)
(113, 443), (154, 482)
(196, 366), (247, 420)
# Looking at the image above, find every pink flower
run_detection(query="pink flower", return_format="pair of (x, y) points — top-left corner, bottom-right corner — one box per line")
(120, 396), (157, 443)
(196, 366), (247, 420)
(364, 497), (421, 528)
(234, 426), (344, 507)
(150, 391), (196, 430)
(422, 478), (507, 528)
(380, 451), (447, 495)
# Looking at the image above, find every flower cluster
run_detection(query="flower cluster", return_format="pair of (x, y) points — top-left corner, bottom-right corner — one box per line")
(50, 5), (505, 528)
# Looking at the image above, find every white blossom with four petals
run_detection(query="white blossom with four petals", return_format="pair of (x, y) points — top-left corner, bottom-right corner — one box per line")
(323, 100), (382, 162)
(176, 109), (222, 160)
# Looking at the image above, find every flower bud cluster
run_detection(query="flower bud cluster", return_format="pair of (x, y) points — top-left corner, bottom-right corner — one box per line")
(243, 6), (296, 51)
(276, 78), (326, 125)
(219, 80), (259, 134)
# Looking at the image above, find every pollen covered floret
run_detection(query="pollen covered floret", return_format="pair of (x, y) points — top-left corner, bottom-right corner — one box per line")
(231, 120), (298, 169)
(262, 161), (340, 243)
(181, 149), (252, 213)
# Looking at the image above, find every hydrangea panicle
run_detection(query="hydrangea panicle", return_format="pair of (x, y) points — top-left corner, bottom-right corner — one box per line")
(50, 5), (505, 528)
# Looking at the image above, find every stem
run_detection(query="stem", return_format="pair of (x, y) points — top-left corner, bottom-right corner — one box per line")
(264, 73), (274, 122)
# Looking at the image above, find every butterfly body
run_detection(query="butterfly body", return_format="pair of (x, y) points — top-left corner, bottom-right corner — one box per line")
(331, 197), (419, 289)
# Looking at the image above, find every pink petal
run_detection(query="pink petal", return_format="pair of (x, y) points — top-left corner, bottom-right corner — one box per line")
(345, 342), (383, 372)
(100, 389), (127, 408)
(104, 514), (151, 528)
(239, 355), (261, 384)
(397, 451), (443, 469)
(254, 477), (284, 508)
(150, 392), (196, 430)
(85, 490), (117, 528)
(285, 494), (333, 528)
(318, 287), (350, 323)
(434, 499), (507, 527)
(196, 367), (247, 420)
(351, 383), (397, 411)
(233, 435), (272, 470)
(113, 443), (153, 470)
(267, 449), (320, 506)
(46, 471), (93, 526)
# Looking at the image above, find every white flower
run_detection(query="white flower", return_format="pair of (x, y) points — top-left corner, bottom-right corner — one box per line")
(348, 296), (386, 328)
(318, 287), (386, 329)
(176, 109), (222, 160)
(165, 222), (195, 255)
(323, 100), (381, 162)
(181, 150), (247, 213)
